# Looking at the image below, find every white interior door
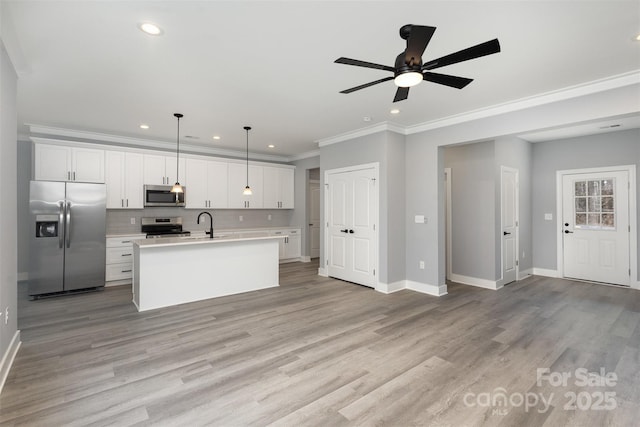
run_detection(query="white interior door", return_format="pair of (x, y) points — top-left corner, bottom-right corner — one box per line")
(326, 166), (377, 287)
(309, 181), (320, 258)
(501, 167), (518, 285)
(562, 170), (630, 286)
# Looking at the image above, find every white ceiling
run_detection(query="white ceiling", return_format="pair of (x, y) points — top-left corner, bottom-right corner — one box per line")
(3, 1), (640, 157)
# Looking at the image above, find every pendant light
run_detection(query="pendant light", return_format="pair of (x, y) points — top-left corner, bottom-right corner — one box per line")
(242, 126), (253, 195)
(170, 113), (184, 194)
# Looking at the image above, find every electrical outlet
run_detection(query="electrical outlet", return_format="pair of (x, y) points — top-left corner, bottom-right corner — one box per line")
(130, 217), (136, 225)
(419, 261), (425, 269)
(239, 215), (243, 222)
(268, 214), (272, 221)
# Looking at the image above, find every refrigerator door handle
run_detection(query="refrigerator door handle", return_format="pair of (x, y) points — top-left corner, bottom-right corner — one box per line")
(65, 202), (71, 248)
(58, 201), (65, 249)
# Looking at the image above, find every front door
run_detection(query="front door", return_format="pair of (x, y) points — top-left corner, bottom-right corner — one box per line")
(562, 170), (630, 286)
(326, 166), (377, 287)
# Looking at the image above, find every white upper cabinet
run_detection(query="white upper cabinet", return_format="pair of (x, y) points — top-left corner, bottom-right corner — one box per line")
(105, 151), (144, 209)
(185, 158), (228, 209)
(143, 154), (186, 186)
(228, 163), (263, 208)
(34, 143), (104, 183)
(263, 166), (294, 209)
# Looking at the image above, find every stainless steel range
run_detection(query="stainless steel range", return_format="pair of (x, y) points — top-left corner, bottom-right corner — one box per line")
(141, 217), (191, 239)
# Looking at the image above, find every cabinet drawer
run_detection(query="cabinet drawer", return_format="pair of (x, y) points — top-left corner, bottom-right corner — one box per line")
(106, 263), (133, 281)
(106, 235), (145, 248)
(106, 247), (134, 263)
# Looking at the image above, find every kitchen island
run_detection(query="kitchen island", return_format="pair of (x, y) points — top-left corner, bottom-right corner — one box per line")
(132, 232), (284, 311)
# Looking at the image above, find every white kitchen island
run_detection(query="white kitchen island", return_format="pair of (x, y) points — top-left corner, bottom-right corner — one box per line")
(132, 233), (283, 312)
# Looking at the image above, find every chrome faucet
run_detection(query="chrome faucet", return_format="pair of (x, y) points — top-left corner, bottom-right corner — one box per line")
(197, 211), (214, 238)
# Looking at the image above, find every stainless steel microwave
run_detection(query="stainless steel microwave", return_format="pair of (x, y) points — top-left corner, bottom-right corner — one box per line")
(144, 185), (186, 207)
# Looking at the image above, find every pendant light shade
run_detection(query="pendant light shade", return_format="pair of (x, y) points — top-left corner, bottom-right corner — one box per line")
(170, 113), (184, 194)
(243, 126), (253, 196)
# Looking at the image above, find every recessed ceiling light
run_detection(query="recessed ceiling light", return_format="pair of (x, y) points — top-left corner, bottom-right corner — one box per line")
(636, 33), (640, 41)
(268, 144), (275, 148)
(139, 124), (149, 129)
(138, 22), (163, 36)
(212, 136), (221, 140)
(390, 109), (400, 114)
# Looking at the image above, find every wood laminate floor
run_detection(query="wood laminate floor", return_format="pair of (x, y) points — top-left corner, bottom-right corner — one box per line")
(1, 262), (639, 426)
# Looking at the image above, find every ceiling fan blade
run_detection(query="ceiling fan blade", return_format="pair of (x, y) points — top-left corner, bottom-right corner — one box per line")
(422, 39), (501, 70)
(393, 87), (409, 103)
(404, 25), (436, 65)
(339, 76), (394, 94)
(335, 57), (395, 73)
(422, 72), (473, 89)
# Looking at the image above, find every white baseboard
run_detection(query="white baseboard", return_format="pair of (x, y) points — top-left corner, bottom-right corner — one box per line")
(532, 268), (559, 278)
(406, 280), (448, 296)
(376, 280), (405, 294)
(376, 280), (447, 297)
(300, 256), (311, 263)
(449, 273), (500, 290)
(0, 330), (21, 395)
(105, 280), (132, 288)
(17, 272), (27, 282)
(518, 268), (533, 280)
(318, 267), (328, 277)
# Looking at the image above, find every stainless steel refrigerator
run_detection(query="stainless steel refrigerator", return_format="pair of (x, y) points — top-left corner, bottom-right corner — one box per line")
(29, 181), (107, 297)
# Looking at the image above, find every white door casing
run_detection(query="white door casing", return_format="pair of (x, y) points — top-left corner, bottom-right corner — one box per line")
(501, 166), (519, 285)
(561, 169), (630, 286)
(325, 164), (378, 288)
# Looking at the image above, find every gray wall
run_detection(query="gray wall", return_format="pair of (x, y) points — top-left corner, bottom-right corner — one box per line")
(0, 39), (19, 375)
(495, 136), (533, 275)
(290, 156), (320, 258)
(404, 135), (442, 287)
(532, 129), (640, 278)
(444, 141), (496, 281)
(320, 131), (406, 285)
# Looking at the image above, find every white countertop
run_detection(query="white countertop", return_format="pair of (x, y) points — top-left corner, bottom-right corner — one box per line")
(108, 226), (300, 239)
(134, 232), (285, 249)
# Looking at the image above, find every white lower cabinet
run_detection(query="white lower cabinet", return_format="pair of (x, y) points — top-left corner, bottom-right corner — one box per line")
(106, 234), (145, 284)
(270, 229), (301, 261)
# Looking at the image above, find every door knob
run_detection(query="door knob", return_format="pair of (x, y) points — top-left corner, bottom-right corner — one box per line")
(564, 230), (574, 234)
(340, 229), (348, 233)
(349, 229), (354, 234)
(564, 223), (569, 227)
(503, 231), (511, 236)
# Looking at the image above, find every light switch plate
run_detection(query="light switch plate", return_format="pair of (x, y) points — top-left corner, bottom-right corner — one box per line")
(544, 213), (553, 221)
(415, 215), (426, 223)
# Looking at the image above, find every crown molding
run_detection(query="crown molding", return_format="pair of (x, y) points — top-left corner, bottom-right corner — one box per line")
(316, 122), (406, 147)
(316, 71), (639, 146)
(287, 149), (320, 162)
(26, 124), (291, 163)
(405, 70), (640, 135)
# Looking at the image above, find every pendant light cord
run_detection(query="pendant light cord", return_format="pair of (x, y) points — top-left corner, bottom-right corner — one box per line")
(176, 115), (180, 181)
(244, 126), (251, 188)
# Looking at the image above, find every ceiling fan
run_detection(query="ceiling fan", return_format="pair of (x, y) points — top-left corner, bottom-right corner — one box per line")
(335, 24), (500, 102)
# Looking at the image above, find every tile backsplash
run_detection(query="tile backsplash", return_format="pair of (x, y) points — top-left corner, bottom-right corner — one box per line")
(107, 208), (294, 235)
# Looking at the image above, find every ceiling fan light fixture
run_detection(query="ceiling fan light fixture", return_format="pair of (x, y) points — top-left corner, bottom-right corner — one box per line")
(394, 71), (423, 88)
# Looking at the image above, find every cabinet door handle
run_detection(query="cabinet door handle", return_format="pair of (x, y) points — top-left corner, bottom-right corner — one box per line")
(121, 240), (131, 244)
(121, 253), (132, 257)
(67, 171), (71, 180)
(73, 171), (76, 181)
(121, 199), (124, 207)
(121, 269), (132, 273)
(126, 199), (129, 207)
